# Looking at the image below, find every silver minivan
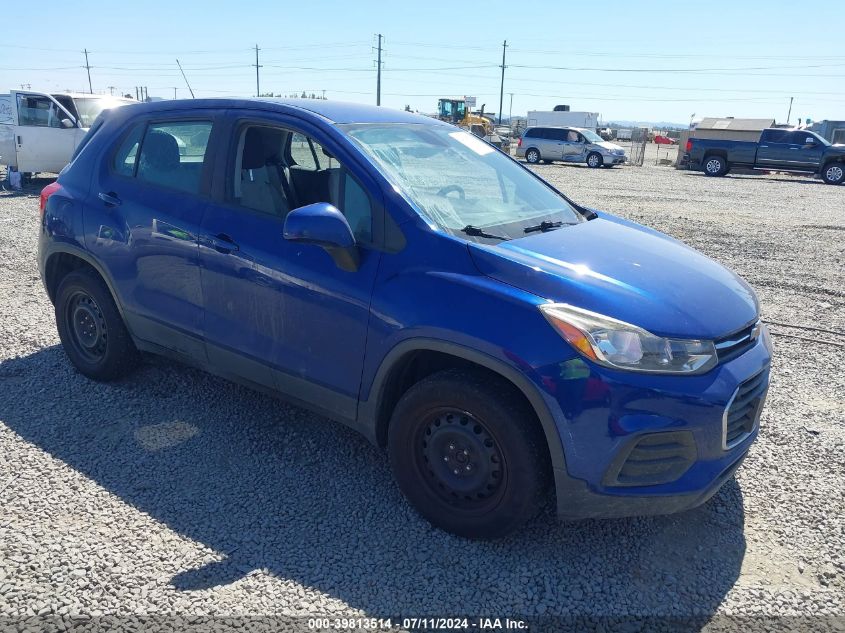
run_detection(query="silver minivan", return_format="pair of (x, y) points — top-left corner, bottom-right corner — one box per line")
(516, 126), (627, 168)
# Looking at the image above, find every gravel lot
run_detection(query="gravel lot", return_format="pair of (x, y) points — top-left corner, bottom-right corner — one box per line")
(1, 152), (843, 631)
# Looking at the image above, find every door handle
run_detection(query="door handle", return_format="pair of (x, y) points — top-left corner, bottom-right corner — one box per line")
(759, 145), (768, 148)
(16, 136), (22, 146)
(204, 233), (239, 253)
(98, 191), (122, 207)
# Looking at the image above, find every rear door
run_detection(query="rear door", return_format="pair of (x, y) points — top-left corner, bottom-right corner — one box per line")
(199, 112), (384, 420)
(11, 91), (80, 173)
(84, 110), (221, 362)
(755, 129), (792, 168)
(538, 128), (564, 159)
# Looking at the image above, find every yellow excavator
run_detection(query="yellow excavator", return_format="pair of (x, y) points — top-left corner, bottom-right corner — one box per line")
(436, 98), (501, 144)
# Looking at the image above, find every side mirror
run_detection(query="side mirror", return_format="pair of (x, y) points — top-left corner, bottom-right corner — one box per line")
(283, 202), (359, 272)
(60, 118), (75, 129)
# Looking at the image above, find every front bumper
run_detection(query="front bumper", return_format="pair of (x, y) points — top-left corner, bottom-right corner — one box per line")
(534, 334), (770, 520)
(603, 153), (627, 165)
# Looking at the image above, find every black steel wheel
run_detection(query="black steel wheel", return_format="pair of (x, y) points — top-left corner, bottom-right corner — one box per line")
(55, 268), (139, 381)
(388, 368), (549, 539)
(419, 408), (505, 510)
(63, 290), (108, 364)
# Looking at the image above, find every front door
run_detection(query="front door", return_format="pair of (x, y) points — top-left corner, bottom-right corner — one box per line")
(561, 129), (587, 162)
(786, 131), (825, 170)
(199, 114), (383, 421)
(12, 91), (82, 173)
(84, 114), (219, 361)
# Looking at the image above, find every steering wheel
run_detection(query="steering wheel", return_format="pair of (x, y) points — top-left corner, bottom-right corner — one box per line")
(436, 184), (466, 200)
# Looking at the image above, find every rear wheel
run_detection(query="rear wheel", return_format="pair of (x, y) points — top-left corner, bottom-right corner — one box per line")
(388, 369), (549, 539)
(822, 162), (844, 185)
(55, 268), (139, 381)
(703, 155), (728, 176)
(586, 152), (603, 168)
(524, 148), (541, 164)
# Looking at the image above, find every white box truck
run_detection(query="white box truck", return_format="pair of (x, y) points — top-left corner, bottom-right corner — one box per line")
(1, 90), (134, 175)
(526, 110), (599, 129)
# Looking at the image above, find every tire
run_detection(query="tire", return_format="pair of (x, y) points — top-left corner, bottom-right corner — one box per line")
(524, 148), (541, 164)
(55, 268), (139, 381)
(821, 162), (845, 185)
(586, 152), (603, 168)
(703, 155), (728, 177)
(387, 368), (549, 539)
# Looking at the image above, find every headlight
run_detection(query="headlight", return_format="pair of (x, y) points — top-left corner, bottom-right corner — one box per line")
(539, 303), (717, 374)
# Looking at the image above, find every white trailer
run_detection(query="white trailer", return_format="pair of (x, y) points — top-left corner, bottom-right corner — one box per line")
(1, 91), (133, 174)
(526, 110), (599, 129)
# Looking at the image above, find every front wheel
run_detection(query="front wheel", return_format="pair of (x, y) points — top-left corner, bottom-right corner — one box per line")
(703, 155), (728, 176)
(387, 369), (549, 539)
(524, 148), (541, 164)
(822, 162), (845, 185)
(586, 152), (603, 168)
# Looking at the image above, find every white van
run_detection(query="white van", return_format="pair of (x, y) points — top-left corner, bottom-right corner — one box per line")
(0, 91), (134, 175)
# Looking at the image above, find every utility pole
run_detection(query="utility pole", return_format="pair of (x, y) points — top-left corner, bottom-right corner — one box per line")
(173, 87), (178, 99)
(508, 92), (514, 123)
(83, 49), (93, 94)
(376, 34), (383, 106)
(176, 59), (195, 98)
(107, 85), (115, 96)
(253, 44), (261, 97)
(498, 40), (507, 125)
(786, 96), (794, 125)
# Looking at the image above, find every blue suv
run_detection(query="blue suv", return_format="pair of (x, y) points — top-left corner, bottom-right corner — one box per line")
(38, 99), (771, 538)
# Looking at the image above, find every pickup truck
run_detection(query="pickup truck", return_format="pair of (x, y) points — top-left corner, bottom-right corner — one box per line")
(683, 128), (845, 185)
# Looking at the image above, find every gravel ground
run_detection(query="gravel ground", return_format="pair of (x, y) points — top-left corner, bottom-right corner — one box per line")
(0, 152), (843, 632)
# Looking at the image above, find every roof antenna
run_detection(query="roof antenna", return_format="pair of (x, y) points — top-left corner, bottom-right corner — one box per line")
(176, 59), (195, 98)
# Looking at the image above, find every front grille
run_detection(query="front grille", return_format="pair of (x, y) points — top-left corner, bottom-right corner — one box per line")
(604, 431), (696, 487)
(715, 321), (759, 363)
(723, 368), (769, 449)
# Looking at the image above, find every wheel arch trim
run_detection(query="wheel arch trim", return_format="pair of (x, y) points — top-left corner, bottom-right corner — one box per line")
(360, 337), (572, 506)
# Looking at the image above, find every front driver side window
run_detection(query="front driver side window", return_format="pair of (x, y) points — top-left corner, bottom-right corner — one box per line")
(231, 125), (373, 243)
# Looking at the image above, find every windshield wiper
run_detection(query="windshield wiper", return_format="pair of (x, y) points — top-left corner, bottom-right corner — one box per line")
(461, 225), (509, 241)
(523, 220), (568, 234)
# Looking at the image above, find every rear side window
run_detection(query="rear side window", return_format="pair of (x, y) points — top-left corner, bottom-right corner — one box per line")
(136, 121), (213, 194)
(761, 129), (789, 143)
(70, 117), (104, 162)
(523, 128), (537, 138)
(112, 124), (144, 176)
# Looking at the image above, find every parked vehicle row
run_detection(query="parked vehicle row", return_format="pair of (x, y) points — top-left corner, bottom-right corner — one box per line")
(0, 90), (133, 175)
(40, 99), (769, 538)
(683, 128), (845, 185)
(516, 126), (628, 167)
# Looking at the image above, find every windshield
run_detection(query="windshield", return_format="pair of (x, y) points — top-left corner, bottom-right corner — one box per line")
(341, 123), (583, 240)
(579, 129), (604, 143)
(72, 97), (132, 128)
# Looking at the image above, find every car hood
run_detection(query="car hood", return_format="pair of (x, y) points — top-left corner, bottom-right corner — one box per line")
(595, 141), (624, 152)
(468, 212), (758, 339)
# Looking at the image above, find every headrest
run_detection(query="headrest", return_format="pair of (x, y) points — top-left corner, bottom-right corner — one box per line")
(242, 127), (285, 170)
(140, 130), (180, 172)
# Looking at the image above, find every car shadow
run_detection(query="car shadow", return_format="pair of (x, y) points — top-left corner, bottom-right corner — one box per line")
(0, 346), (747, 622)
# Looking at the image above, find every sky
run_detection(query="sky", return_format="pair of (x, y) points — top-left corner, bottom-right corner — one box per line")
(2, 0), (844, 126)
